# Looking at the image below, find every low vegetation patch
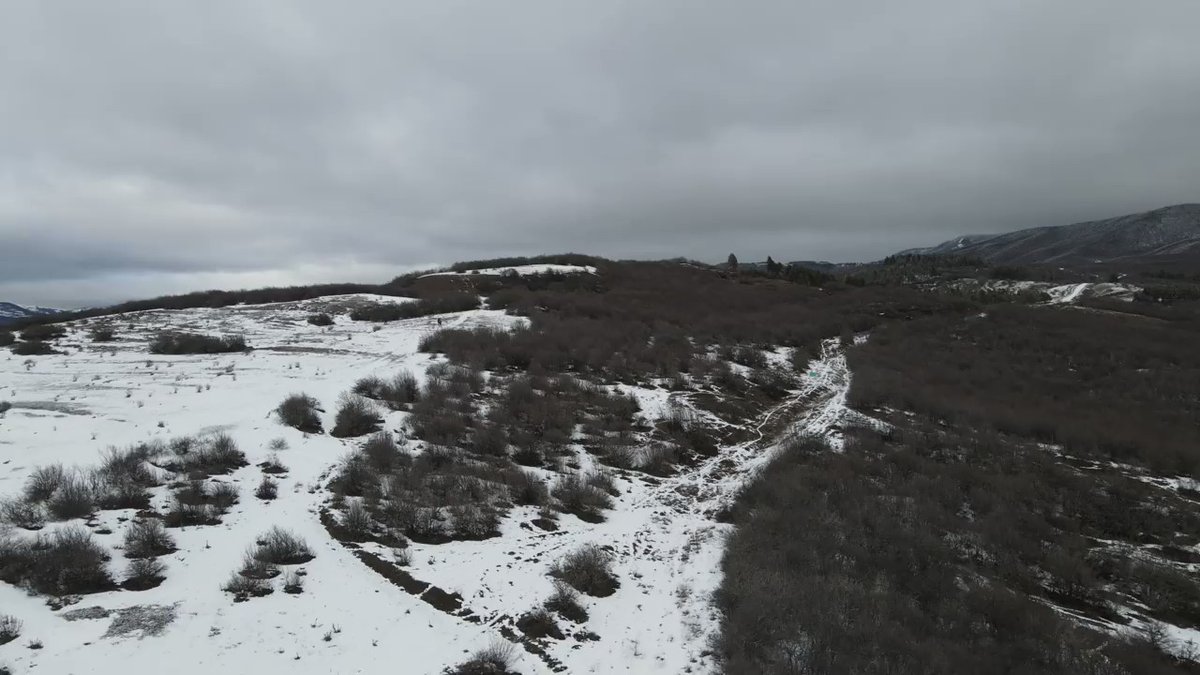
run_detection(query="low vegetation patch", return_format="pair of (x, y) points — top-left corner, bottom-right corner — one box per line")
(0, 526), (116, 596)
(149, 331), (247, 355)
(11, 340), (58, 355)
(350, 293), (480, 323)
(444, 642), (517, 675)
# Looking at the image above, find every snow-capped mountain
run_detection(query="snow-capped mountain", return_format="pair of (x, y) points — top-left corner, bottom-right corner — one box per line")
(0, 302), (62, 326)
(901, 203), (1200, 265)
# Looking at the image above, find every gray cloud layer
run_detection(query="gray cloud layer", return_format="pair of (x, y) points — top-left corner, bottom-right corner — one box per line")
(3, 1), (1199, 306)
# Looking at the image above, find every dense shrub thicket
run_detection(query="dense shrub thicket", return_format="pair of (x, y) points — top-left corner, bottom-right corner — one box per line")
(420, 262), (970, 383)
(0, 526), (115, 595)
(149, 332), (247, 354)
(349, 293), (480, 322)
(718, 432), (1196, 675)
(0, 331), (13, 346)
(11, 340), (58, 355)
(848, 304), (1200, 475)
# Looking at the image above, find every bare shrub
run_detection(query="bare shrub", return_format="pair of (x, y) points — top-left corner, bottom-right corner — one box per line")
(1, 499), (44, 530)
(471, 423), (508, 457)
(0, 614), (21, 646)
(516, 607), (563, 640)
(362, 432), (406, 473)
(254, 527), (315, 565)
(545, 580), (588, 622)
(255, 476), (278, 500)
(275, 393), (323, 433)
(552, 475), (613, 523)
(307, 313), (334, 326)
(24, 526), (115, 595)
(24, 464), (67, 502)
(549, 544), (619, 597)
(124, 519), (176, 559)
(161, 433), (247, 476)
(283, 570), (304, 594)
(342, 501), (372, 537)
(209, 482), (239, 512)
(330, 394), (382, 438)
(0, 330), (12, 347)
(222, 572), (271, 601)
(124, 557), (166, 590)
(97, 444), (160, 487)
(46, 473), (95, 520)
(259, 454), (288, 474)
(163, 501), (220, 528)
(239, 548), (280, 580)
(445, 641), (516, 675)
(89, 327), (116, 342)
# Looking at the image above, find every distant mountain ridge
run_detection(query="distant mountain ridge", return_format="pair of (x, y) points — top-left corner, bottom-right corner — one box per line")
(901, 204), (1200, 266)
(0, 302), (62, 326)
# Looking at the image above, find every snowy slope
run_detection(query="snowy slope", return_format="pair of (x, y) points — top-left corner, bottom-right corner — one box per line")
(0, 294), (853, 674)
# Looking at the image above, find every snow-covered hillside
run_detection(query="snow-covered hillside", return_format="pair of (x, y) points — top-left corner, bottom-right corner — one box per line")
(419, 264), (597, 278)
(0, 294), (851, 674)
(0, 303), (61, 327)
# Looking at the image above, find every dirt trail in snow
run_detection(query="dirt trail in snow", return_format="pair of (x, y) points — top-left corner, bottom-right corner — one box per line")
(401, 337), (865, 674)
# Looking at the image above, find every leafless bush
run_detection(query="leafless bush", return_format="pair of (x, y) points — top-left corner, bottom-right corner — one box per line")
(124, 557), (166, 590)
(445, 641), (516, 675)
(330, 394), (382, 438)
(545, 580), (588, 622)
(163, 501), (220, 528)
(239, 548), (280, 580)
(222, 572), (271, 601)
(342, 501), (373, 537)
(254, 527), (315, 565)
(516, 607), (563, 640)
(161, 433), (247, 476)
(209, 482), (239, 512)
(552, 475), (613, 523)
(1, 499), (44, 530)
(124, 519), (176, 558)
(46, 473), (95, 520)
(150, 332), (247, 354)
(259, 454), (288, 474)
(307, 313), (334, 326)
(255, 476), (278, 500)
(354, 371), (420, 409)
(549, 544), (619, 597)
(362, 432), (407, 473)
(0, 614), (21, 646)
(283, 570), (304, 594)
(89, 327), (116, 342)
(17, 526), (115, 595)
(275, 393), (323, 433)
(24, 464), (67, 502)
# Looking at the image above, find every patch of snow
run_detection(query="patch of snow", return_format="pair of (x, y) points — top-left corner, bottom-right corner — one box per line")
(420, 264), (597, 278)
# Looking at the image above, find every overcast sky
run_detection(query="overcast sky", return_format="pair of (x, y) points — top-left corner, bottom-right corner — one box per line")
(3, 1), (1199, 307)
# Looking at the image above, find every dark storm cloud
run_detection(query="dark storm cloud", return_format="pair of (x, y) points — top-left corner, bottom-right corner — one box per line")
(3, 1), (1199, 306)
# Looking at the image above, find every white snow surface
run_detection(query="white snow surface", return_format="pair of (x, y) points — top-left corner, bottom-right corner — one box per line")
(419, 264), (597, 278)
(0, 295), (855, 675)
